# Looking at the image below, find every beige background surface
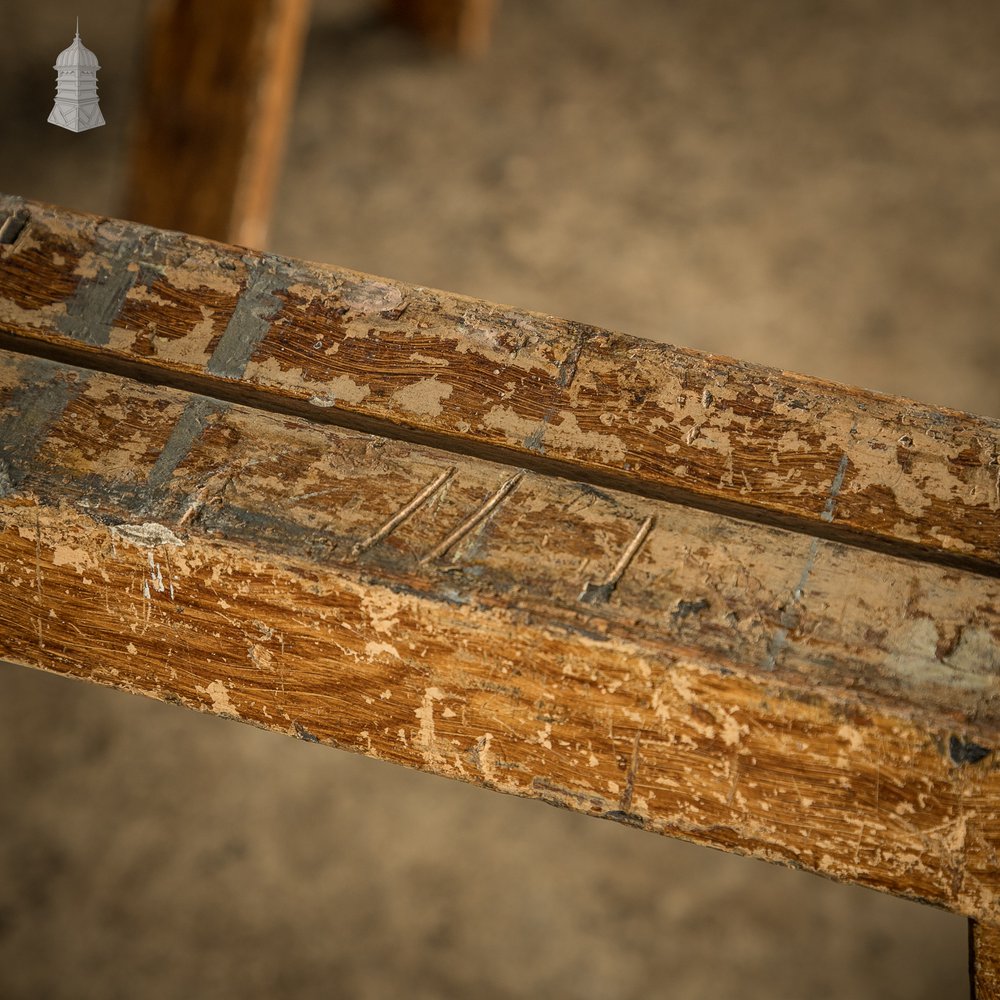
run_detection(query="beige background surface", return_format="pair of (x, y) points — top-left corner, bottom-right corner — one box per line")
(2, 1), (997, 996)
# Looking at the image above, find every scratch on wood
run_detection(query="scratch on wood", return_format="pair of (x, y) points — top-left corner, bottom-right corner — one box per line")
(620, 729), (642, 814)
(580, 515), (655, 605)
(353, 467), (455, 557)
(421, 473), (524, 564)
(763, 536), (820, 670)
(821, 424), (856, 523)
(557, 325), (589, 390)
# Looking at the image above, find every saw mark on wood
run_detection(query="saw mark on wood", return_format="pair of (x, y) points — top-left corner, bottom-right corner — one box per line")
(580, 515), (655, 605)
(353, 466), (456, 557)
(421, 472), (524, 564)
(0, 208), (30, 247)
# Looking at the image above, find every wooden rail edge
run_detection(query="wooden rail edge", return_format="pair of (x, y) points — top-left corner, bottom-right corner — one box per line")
(1, 195), (997, 577)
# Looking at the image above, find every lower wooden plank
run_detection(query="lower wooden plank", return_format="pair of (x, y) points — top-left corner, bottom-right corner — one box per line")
(972, 921), (1000, 999)
(125, 0), (311, 246)
(0, 349), (998, 921)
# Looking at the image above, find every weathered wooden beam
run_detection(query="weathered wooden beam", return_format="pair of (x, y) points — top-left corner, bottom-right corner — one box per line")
(0, 348), (998, 922)
(0, 198), (997, 930)
(972, 921), (1000, 999)
(124, 0), (311, 247)
(1, 196), (997, 576)
(388, 0), (498, 56)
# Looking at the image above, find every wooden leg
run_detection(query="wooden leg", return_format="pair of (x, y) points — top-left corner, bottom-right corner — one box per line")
(388, 0), (498, 56)
(971, 921), (1000, 999)
(125, 0), (311, 248)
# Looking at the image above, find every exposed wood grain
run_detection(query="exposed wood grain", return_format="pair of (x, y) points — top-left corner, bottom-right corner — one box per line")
(1, 197), (996, 576)
(388, 0), (498, 56)
(0, 349), (997, 922)
(124, 0), (311, 246)
(972, 921), (1000, 999)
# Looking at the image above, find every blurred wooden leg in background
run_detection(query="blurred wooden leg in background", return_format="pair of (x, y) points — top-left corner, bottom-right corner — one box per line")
(125, 0), (311, 248)
(388, 0), (498, 57)
(972, 922), (1000, 999)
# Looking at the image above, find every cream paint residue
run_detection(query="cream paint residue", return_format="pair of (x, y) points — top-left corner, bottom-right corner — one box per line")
(482, 406), (627, 464)
(153, 304), (217, 365)
(199, 679), (239, 717)
(309, 374), (371, 407)
(837, 725), (864, 753)
(360, 589), (404, 635)
(51, 542), (99, 573)
(474, 733), (497, 782)
(409, 352), (449, 367)
(162, 253), (243, 296)
(364, 640), (402, 661)
(890, 618), (999, 691)
(391, 378), (453, 417)
(248, 643), (273, 671)
(340, 279), (404, 315)
(244, 355), (306, 388)
(834, 412), (994, 524)
(111, 522), (184, 549)
(415, 687), (445, 763)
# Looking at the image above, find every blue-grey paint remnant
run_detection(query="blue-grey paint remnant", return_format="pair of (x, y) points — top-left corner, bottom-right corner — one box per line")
(949, 735), (990, 765)
(293, 721), (320, 743)
(557, 325), (590, 390)
(0, 357), (85, 497)
(206, 254), (292, 378)
(763, 536), (820, 670)
(54, 223), (145, 346)
(821, 451), (851, 523)
(146, 397), (226, 493)
(672, 598), (710, 621)
(144, 257), (289, 507)
(523, 408), (555, 454)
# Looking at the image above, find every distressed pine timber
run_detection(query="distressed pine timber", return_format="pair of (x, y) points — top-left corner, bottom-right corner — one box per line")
(0, 347), (998, 925)
(125, 0), (311, 247)
(1, 196), (997, 578)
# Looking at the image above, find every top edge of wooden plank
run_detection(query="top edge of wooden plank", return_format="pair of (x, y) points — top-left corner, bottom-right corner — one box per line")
(1, 194), (997, 572)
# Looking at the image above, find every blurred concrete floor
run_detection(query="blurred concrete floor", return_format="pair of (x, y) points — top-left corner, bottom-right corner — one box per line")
(1, 1), (998, 997)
